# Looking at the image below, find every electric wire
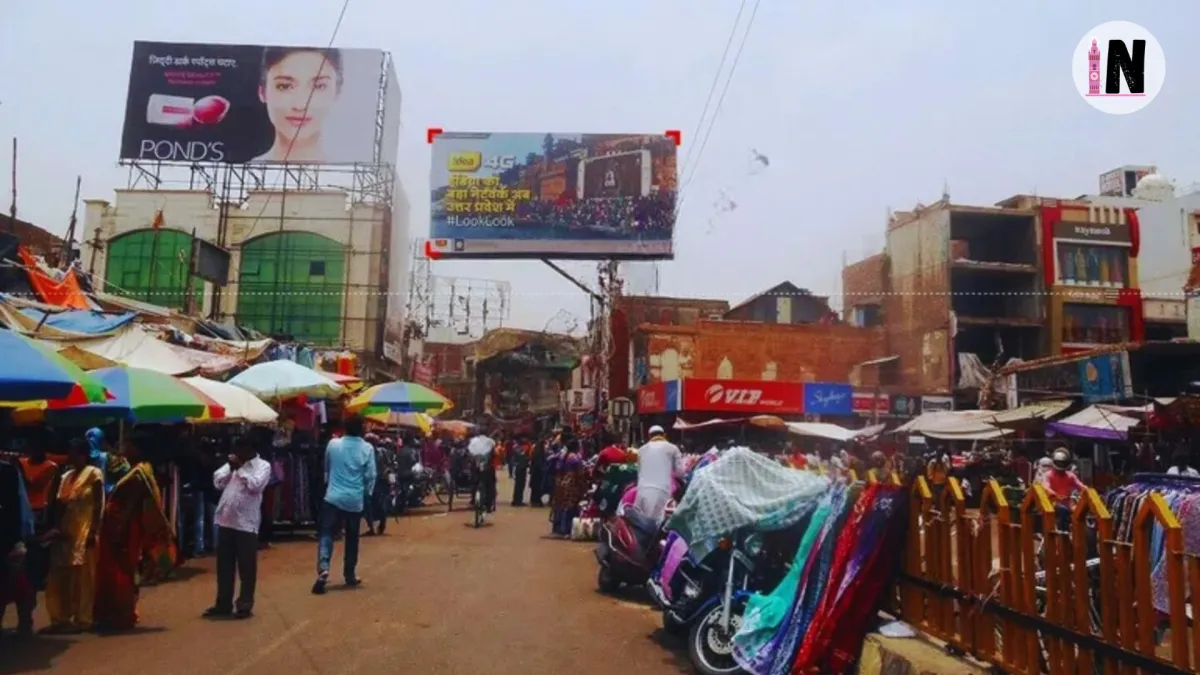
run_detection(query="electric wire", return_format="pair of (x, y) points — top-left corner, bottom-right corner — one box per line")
(239, 0), (353, 243)
(677, 0), (747, 183)
(676, 0), (762, 216)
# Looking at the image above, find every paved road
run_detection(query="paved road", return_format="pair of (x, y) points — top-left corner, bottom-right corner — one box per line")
(3, 477), (690, 675)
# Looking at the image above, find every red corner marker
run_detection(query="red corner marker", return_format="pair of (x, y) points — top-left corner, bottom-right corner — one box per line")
(423, 240), (443, 260)
(665, 130), (681, 146)
(427, 128), (444, 144)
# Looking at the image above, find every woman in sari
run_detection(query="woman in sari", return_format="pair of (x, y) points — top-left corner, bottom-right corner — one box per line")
(92, 435), (174, 631)
(42, 439), (102, 634)
(549, 440), (587, 537)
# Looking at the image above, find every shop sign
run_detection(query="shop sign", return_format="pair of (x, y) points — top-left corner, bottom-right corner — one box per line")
(891, 395), (920, 417)
(1079, 352), (1132, 403)
(636, 380), (679, 414)
(680, 378), (803, 414)
(802, 382), (854, 416)
(921, 395), (954, 413)
(566, 388), (595, 412)
(1052, 220), (1131, 244)
(852, 392), (890, 416)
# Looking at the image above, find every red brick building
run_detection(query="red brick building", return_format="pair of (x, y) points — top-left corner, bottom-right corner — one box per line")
(634, 320), (884, 385)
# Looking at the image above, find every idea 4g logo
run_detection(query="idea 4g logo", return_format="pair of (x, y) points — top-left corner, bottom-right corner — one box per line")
(1073, 21), (1166, 115)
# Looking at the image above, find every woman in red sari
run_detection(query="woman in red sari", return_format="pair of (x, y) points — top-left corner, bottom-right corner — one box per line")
(92, 436), (175, 631)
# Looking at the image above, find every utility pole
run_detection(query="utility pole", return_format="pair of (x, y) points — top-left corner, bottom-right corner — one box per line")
(62, 175), (81, 268)
(8, 137), (16, 231)
(182, 228), (199, 315)
(87, 229), (103, 283)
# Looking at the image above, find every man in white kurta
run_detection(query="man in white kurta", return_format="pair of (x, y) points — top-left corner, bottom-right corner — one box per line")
(634, 426), (685, 525)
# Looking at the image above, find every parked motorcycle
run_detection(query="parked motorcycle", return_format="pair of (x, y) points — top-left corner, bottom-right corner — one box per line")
(594, 500), (673, 594)
(648, 531), (787, 675)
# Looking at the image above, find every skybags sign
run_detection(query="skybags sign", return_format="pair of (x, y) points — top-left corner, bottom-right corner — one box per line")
(1073, 21), (1166, 115)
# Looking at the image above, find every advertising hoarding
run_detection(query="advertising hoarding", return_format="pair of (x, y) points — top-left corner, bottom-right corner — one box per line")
(120, 41), (384, 164)
(427, 132), (677, 260)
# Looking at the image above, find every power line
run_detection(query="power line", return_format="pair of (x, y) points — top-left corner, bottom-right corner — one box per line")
(239, 0), (353, 243)
(676, 0), (761, 216)
(677, 0), (747, 182)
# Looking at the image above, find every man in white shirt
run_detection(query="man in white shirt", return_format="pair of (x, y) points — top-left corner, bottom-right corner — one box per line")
(634, 425), (684, 525)
(204, 438), (272, 620)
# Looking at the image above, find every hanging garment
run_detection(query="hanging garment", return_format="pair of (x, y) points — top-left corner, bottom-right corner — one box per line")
(667, 448), (830, 560)
(734, 489), (837, 675)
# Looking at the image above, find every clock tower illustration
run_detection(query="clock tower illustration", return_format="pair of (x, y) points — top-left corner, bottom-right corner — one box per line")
(1088, 39), (1102, 95)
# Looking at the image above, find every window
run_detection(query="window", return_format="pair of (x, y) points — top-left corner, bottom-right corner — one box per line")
(852, 304), (882, 327)
(309, 260), (325, 276)
(1062, 304), (1131, 344)
(1057, 243), (1129, 288)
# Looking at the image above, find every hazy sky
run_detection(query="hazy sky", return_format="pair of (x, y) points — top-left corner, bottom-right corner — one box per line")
(2, 1), (1196, 332)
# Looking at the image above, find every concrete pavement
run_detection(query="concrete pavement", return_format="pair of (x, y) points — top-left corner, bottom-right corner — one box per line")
(2, 477), (690, 675)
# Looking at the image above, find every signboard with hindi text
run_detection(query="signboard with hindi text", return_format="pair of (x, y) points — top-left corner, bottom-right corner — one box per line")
(427, 132), (677, 260)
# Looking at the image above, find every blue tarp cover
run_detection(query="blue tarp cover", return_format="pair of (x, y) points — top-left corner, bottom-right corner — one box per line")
(19, 308), (137, 335)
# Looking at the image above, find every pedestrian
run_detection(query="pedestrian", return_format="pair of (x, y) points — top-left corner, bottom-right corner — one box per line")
(41, 439), (102, 634)
(204, 438), (271, 620)
(511, 437), (529, 506)
(528, 439), (547, 507)
(0, 457), (35, 637)
(92, 434), (174, 632)
(633, 426), (684, 526)
(312, 415), (376, 595)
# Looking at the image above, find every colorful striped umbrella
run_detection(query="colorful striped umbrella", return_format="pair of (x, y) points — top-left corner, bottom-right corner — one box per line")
(346, 381), (453, 415)
(46, 366), (225, 424)
(365, 410), (433, 435)
(0, 329), (108, 404)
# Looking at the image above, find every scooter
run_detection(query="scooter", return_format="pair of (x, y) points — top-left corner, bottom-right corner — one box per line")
(594, 502), (670, 593)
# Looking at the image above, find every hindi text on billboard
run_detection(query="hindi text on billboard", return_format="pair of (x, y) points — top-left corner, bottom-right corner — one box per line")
(427, 132), (677, 260)
(120, 41), (387, 165)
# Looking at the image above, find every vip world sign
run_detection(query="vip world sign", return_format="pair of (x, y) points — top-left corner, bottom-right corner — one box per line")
(1073, 21), (1166, 115)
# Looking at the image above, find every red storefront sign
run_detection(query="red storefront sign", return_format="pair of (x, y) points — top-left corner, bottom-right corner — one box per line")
(851, 392), (889, 415)
(680, 378), (804, 414)
(638, 382), (667, 414)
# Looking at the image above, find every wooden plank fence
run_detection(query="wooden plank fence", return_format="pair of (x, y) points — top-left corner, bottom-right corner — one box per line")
(890, 476), (1198, 675)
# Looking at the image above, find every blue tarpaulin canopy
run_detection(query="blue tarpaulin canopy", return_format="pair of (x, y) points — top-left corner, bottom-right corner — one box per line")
(19, 308), (137, 335)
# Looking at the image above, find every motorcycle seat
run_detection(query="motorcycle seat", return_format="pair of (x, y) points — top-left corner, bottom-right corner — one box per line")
(623, 508), (660, 552)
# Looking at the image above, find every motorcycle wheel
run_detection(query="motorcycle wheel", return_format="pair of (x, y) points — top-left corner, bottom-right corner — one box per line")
(433, 478), (449, 505)
(597, 564), (620, 594)
(687, 601), (746, 675)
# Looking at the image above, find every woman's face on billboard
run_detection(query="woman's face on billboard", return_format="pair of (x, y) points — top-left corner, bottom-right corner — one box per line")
(259, 51), (340, 143)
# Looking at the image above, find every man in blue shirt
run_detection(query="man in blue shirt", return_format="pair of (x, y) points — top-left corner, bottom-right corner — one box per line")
(313, 415), (376, 595)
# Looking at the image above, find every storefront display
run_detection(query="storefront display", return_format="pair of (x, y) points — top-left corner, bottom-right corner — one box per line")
(1057, 243), (1129, 287)
(1062, 303), (1132, 344)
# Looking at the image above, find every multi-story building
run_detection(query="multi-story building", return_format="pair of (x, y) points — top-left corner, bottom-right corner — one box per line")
(1086, 167), (1193, 340)
(843, 198), (1044, 398)
(998, 195), (1143, 355)
(609, 294), (731, 399)
(81, 187), (410, 355)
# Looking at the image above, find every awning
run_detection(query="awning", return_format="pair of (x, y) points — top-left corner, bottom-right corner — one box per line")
(894, 410), (1011, 440)
(673, 417), (744, 430)
(786, 422), (858, 442)
(976, 400), (1072, 426)
(1047, 405), (1141, 440)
